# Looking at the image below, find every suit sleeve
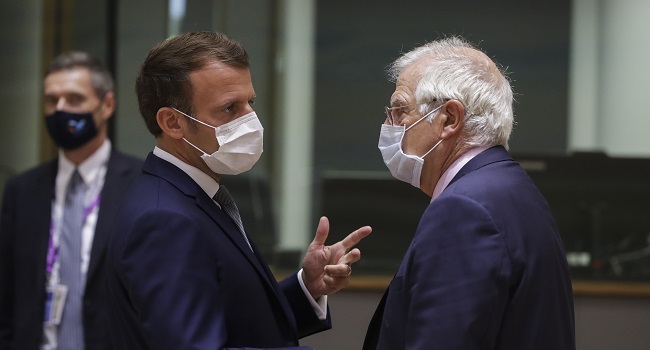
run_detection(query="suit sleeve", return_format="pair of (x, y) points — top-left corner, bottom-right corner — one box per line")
(0, 180), (16, 349)
(279, 274), (331, 338)
(403, 194), (510, 350)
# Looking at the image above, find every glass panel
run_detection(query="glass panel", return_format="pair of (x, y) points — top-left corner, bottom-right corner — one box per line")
(159, 0), (279, 259)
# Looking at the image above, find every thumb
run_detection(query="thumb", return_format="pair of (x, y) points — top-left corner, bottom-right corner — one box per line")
(310, 216), (330, 247)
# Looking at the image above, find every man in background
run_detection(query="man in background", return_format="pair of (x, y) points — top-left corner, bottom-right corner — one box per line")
(0, 51), (142, 350)
(364, 36), (575, 349)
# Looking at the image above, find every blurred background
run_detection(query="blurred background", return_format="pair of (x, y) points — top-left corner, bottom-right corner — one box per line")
(2, 0), (650, 349)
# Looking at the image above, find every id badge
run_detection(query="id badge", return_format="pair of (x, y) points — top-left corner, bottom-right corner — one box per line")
(44, 284), (68, 325)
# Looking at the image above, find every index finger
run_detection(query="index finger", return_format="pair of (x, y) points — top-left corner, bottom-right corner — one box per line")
(338, 226), (372, 251)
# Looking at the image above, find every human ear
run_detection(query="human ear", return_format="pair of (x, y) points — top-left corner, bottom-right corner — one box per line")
(439, 100), (465, 139)
(156, 107), (184, 139)
(99, 91), (116, 120)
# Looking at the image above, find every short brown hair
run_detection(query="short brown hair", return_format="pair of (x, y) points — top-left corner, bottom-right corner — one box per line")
(47, 51), (114, 99)
(135, 31), (250, 136)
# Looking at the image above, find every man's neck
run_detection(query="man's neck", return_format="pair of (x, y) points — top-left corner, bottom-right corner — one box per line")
(156, 138), (221, 182)
(421, 139), (472, 196)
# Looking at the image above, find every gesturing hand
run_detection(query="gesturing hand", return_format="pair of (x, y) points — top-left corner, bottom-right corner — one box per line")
(301, 216), (372, 300)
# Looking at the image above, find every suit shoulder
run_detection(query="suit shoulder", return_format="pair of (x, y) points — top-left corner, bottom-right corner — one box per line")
(107, 148), (144, 182)
(110, 148), (144, 166)
(451, 160), (533, 197)
(3, 160), (56, 191)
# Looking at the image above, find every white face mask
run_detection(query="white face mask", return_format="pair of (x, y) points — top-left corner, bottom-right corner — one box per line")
(378, 105), (443, 188)
(174, 108), (264, 175)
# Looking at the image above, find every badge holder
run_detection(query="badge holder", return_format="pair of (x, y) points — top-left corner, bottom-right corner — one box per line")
(44, 284), (68, 325)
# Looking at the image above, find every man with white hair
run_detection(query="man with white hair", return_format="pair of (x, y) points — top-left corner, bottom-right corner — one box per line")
(364, 37), (575, 350)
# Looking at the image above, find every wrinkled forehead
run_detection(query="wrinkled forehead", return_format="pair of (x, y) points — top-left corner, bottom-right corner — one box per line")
(44, 68), (94, 95)
(397, 59), (431, 86)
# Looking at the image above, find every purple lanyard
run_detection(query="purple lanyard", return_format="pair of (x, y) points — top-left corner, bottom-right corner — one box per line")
(45, 195), (101, 276)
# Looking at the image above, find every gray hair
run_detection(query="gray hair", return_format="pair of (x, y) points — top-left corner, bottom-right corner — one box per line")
(388, 36), (514, 149)
(46, 51), (114, 99)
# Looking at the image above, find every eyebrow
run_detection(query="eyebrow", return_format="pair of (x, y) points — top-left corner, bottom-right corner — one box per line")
(217, 100), (234, 108)
(219, 94), (256, 106)
(390, 97), (408, 107)
(44, 92), (85, 100)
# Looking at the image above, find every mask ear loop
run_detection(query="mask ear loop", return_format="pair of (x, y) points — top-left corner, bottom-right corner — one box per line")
(405, 104), (443, 132)
(182, 137), (209, 156)
(403, 104), (444, 158)
(172, 107), (217, 129)
(172, 107), (217, 156)
(421, 138), (443, 159)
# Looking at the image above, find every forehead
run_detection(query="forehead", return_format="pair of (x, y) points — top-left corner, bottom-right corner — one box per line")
(396, 59), (433, 91)
(44, 67), (95, 96)
(189, 62), (255, 105)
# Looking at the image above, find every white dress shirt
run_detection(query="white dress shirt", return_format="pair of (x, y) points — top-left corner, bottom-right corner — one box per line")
(42, 139), (111, 350)
(153, 147), (327, 319)
(431, 146), (489, 201)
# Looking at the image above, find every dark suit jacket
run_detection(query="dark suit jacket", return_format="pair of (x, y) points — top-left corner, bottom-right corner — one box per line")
(365, 146), (575, 350)
(106, 153), (330, 350)
(0, 148), (142, 350)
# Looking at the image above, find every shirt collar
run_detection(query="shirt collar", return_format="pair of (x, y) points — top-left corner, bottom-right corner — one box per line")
(431, 146), (489, 201)
(58, 139), (111, 186)
(153, 146), (220, 199)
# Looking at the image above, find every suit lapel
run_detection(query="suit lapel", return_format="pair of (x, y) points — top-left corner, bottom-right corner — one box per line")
(34, 162), (58, 291)
(86, 150), (137, 283)
(195, 194), (262, 262)
(197, 189), (300, 333)
(248, 236), (298, 332)
(195, 194), (287, 298)
(143, 154), (281, 293)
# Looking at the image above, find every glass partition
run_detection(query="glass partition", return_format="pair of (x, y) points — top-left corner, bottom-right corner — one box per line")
(5, 0), (647, 285)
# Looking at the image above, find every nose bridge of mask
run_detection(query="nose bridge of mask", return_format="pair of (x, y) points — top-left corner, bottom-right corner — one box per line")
(173, 107), (260, 145)
(215, 112), (258, 145)
(383, 104), (441, 158)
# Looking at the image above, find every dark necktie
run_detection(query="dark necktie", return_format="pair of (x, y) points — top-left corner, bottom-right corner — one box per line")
(58, 170), (85, 349)
(214, 185), (252, 251)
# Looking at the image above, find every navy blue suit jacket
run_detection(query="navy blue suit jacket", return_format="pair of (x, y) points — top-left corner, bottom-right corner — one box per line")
(106, 153), (329, 349)
(0, 148), (142, 350)
(365, 146), (575, 350)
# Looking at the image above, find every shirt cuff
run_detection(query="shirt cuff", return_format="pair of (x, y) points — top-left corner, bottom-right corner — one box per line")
(298, 269), (328, 320)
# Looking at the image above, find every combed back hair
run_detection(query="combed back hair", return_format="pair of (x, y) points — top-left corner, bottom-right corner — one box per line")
(136, 31), (250, 136)
(46, 51), (114, 99)
(388, 36), (514, 149)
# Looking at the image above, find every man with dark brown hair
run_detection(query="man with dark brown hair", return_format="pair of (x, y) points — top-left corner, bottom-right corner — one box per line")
(106, 31), (371, 349)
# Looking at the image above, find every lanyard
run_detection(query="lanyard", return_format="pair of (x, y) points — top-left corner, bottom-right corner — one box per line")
(45, 194), (101, 277)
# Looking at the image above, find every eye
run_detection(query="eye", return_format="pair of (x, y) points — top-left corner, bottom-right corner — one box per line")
(68, 94), (85, 105)
(44, 96), (58, 108)
(223, 104), (234, 113)
(389, 106), (407, 121)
